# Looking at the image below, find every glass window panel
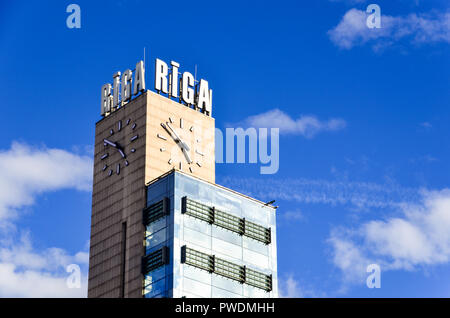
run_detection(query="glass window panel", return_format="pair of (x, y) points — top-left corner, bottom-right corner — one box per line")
(212, 237), (242, 260)
(144, 278), (166, 298)
(144, 266), (166, 286)
(183, 265), (212, 285)
(243, 285), (269, 298)
(183, 277), (211, 298)
(184, 227), (211, 249)
(243, 248), (269, 269)
(241, 202), (268, 224)
(243, 236), (268, 256)
(214, 193), (242, 218)
(145, 228), (166, 249)
(211, 286), (241, 298)
(146, 217), (166, 234)
(184, 215), (211, 235)
(146, 180), (167, 202)
(212, 274), (243, 296)
(212, 226), (242, 246)
(178, 176), (201, 197)
(214, 251), (243, 266)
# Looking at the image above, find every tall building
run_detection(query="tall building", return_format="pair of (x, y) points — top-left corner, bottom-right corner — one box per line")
(88, 62), (277, 298)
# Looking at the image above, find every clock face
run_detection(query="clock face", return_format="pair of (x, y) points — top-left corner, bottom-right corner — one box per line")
(100, 118), (139, 177)
(158, 116), (203, 174)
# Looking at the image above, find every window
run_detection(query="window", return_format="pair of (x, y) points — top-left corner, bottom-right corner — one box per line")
(214, 257), (245, 283)
(143, 197), (169, 226)
(215, 209), (244, 235)
(246, 267), (272, 292)
(144, 266), (166, 286)
(142, 246), (169, 275)
(181, 246), (214, 272)
(182, 197), (214, 223)
(145, 227), (166, 251)
(244, 220), (271, 245)
(143, 277), (167, 298)
(181, 245), (272, 292)
(182, 197), (271, 245)
(146, 216), (166, 234)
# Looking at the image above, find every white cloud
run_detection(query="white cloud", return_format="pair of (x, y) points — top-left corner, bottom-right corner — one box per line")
(0, 142), (92, 221)
(280, 210), (304, 222)
(0, 233), (88, 297)
(278, 274), (323, 298)
(329, 188), (450, 285)
(0, 142), (92, 297)
(278, 275), (304, 297)
(239, 108), (346, 138)
(328, 231), (372, 285)
(328, 9), (450, 50)
(0, 264), (86, 298)
(278, 273), (327, 298)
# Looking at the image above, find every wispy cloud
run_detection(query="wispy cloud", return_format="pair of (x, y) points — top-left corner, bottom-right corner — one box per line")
(223, 175), (450, 292)
(278, 274), (324, 298)
(328, 9), (450, 50)
(0, 142), (92, 297)
(328, 188), (450, 286)
(279, 209), (305, 223)
(219, 176), (418, 211)
(420, 122), (432, 129)
(236, 108), (346, 138)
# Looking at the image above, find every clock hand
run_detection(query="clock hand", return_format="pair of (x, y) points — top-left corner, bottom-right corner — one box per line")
(104, 139), (117, 148)
(104, 138), (126, 158)
(117, 148), (126, 159)
(165, 122), (182, 142)
(182, 148), (193, 164)
(166, 122), (191, 152)
(162, 122), (187, 150)
(161, 123), (179, 144)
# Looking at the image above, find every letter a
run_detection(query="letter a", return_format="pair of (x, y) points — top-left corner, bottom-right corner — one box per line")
(366, 4), (381, 29)
(66, 4), (81, 29)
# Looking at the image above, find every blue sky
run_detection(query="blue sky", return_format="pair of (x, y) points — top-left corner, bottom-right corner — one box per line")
(0, 0), (449, 297)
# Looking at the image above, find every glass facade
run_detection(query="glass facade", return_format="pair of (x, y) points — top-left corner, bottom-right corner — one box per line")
(143, 171), (278, 298)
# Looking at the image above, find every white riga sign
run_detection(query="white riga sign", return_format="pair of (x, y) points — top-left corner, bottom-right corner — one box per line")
(101, 59), (213, 117)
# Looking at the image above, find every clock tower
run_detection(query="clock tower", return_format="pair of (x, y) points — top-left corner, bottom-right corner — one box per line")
(88, 90), (215, 297)
(88, 59), (277, 298)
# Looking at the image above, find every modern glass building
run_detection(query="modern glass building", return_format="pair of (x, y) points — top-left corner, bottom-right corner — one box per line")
(142, 170), (278, 298)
